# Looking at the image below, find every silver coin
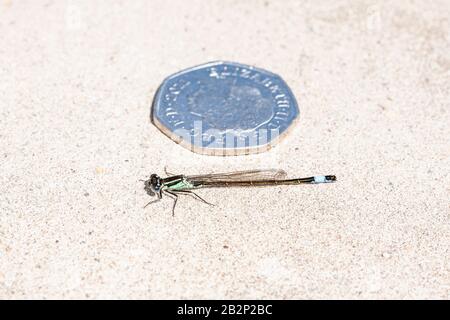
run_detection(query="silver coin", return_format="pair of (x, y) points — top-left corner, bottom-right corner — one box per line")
(152, 61), (299, 156)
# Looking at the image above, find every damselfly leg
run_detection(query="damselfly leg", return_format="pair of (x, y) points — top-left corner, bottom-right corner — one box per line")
(164, 166), (176, 176)
(163, 190), (179, 216)
(171, 190), (215, 206)
(144, 198), (161, 209)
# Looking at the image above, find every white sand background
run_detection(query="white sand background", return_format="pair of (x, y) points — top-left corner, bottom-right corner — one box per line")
(0, 0), (449, 299)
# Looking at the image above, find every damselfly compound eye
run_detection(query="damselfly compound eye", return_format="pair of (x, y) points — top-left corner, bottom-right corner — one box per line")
(143, 178), (156, 196)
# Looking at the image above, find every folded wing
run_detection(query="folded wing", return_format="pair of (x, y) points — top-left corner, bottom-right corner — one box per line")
(186, 169), (288, 183)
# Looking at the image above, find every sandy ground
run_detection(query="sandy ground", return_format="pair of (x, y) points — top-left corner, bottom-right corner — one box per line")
(0, 0), (449, 299)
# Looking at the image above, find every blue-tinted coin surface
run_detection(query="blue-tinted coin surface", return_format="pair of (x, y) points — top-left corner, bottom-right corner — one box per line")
(152, 61), (299, 155)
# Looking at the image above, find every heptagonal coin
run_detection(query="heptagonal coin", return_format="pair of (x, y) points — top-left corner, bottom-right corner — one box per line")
(151, 61), (299, 156)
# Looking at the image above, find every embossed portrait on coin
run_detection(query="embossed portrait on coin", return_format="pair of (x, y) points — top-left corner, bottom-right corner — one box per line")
(187, 81), (274, 131)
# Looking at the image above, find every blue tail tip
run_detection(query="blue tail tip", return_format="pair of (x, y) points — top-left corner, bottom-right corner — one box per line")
(314, 175), (337, 183)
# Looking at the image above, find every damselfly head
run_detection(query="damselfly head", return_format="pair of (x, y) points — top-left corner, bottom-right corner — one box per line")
(325, 175), (337, 182)
(144, 174), (162, 196)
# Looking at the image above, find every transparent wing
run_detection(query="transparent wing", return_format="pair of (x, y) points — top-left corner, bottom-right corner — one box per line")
(186, 169), (287, 182)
